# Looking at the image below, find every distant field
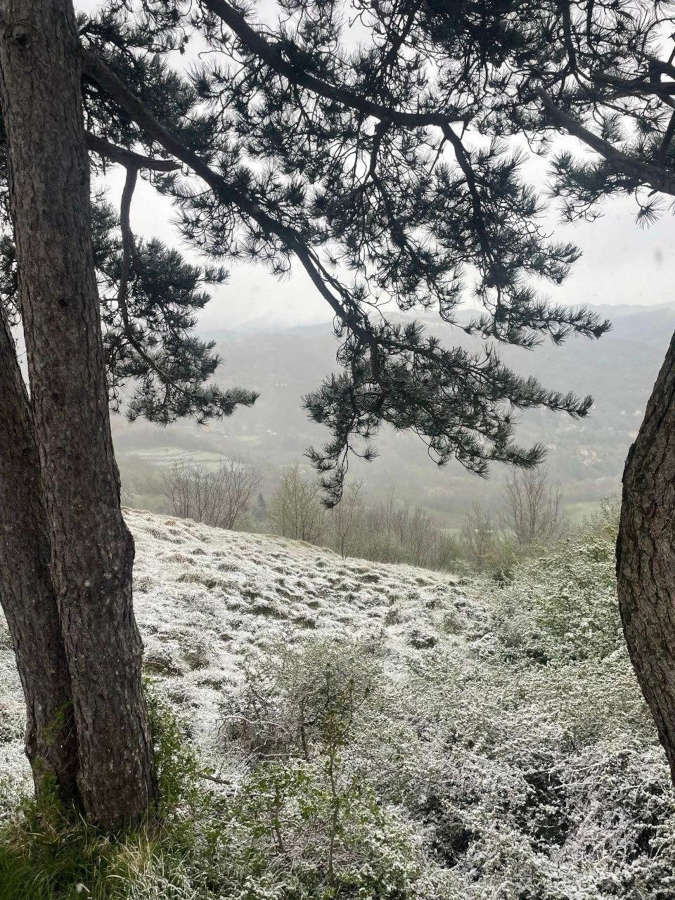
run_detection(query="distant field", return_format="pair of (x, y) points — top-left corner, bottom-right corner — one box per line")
(124, 446), (232, 468)
(112, 303), (673, 526)
(564, 498), (608, 525)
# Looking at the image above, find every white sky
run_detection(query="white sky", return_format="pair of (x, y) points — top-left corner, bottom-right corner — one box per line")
(79, 0), (675, 332)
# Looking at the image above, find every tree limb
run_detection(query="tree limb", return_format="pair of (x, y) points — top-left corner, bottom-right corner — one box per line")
(592, 71), (675, 99)
(200, 0), (463, 128)
(81, 53), (605, 386)
(649, 56), (675, 82)
(441, 123), (494, 264)
(118, 163), (138, 310)
(82, 49), (371, 339)
(114, 163), (234, 406)
(537, 89), (675, 196)
(560, 1), (578, 76)
(86, 132), (179, 171)
(658, 109), (675, 166)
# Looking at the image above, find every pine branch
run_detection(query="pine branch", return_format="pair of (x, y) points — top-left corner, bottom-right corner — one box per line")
(115, 163), (206, 402)
(86, 132), (179, 172)
(200, 0), (464, 128)
(111, 164), (256, 421)
(538, 89), (675, 195)
(658, 110), (675, 166)
(82, 48), (371, 339)
(440, 123), (494, 266)
(83, 51), (602, 403)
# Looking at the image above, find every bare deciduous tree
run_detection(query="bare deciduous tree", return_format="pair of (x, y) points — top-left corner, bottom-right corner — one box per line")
(500, 467), (566, 549)
(358, 493), (450, 569)
(461, 503), (498, 570)
(271, 466), (325, 544)
(164, 458), (259, 530)
(329, 480), (363, 558)
(407, 506), (437, 568)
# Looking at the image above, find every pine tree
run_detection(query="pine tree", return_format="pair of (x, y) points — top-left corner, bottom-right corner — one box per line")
(78, 0), (611, 507)
(0, 0), (255, 826)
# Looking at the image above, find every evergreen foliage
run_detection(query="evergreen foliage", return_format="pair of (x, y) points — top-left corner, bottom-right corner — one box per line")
(27, 0), (675, 499)
(2, 2), (672, 487)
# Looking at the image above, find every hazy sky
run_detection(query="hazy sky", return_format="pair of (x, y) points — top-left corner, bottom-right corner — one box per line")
(80, 0), (675, 332)
(109, 166), (675, 332)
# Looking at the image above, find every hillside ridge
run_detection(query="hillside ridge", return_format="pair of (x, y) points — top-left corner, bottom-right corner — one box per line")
(0, 508), (481, 788)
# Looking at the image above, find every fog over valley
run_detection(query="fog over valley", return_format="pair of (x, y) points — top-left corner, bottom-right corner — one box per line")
(114, 301), (674, 527)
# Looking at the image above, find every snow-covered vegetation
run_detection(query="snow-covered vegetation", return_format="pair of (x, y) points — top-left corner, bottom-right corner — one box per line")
(1, 506), (673, 898)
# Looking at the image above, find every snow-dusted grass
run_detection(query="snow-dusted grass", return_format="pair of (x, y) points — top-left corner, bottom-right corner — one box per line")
(1, 508), (673, 898)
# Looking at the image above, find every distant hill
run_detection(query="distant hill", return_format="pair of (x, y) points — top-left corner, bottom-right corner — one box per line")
(112, 302), (674, 525)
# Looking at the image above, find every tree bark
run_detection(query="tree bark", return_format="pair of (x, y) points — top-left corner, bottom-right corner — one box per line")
(0, 0), (155, 826)
(617, 330), (675, 782)
(0, 312), (78, 802)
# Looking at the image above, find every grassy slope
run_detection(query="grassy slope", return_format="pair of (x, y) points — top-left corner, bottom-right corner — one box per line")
(0, 510), (475, 802)
(1, 510), (673, 898)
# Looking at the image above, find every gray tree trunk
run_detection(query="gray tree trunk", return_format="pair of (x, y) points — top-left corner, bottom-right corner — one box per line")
(0, 311), (78, 801)
(0, 0), (155, 826)
(617, 330), (675, 783)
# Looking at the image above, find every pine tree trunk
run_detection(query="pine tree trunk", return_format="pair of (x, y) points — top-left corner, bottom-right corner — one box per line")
(0, 312), (78, 802)
(617, 330), (675, 782)
(0, 0), (155, 826)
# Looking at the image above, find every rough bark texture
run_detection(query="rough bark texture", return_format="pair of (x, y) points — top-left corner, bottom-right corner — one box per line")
(0, 312), (78, 801)
(0, 0), (155, 826)
(617, 330), (675, 782)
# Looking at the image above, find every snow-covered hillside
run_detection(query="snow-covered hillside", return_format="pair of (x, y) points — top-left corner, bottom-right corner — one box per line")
(1, 509), (674, 898)
(0, 509), (481, 793)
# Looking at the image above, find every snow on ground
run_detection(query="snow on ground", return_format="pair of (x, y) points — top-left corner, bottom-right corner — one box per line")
(3, 510), (674, 897)
(0, 508), (484, 790)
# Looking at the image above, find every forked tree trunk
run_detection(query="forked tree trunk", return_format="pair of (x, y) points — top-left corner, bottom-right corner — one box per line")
(0, 312), (78, 802)
(617, 330), (675, 783)
(0, 0), (155, 826)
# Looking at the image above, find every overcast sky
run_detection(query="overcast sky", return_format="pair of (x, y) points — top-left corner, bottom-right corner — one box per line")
(80, 0), (675, 332)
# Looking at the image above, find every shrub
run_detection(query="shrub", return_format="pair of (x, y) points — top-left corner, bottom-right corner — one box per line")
(491, 505), (622, 664)
(270, 467), (325, 544)
(214, 640), (443, 896)
(1, 499), (671, 899)
(164, 459), (260, 531)
(204, 758), (428, 898)
(220, 640), (382, 762)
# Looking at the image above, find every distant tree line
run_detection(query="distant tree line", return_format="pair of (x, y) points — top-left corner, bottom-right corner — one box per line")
(461, 468), (567, 573)
(270, 467), (462, 570)
(159, 460), (567, 575)
(163, 459), (260, 531)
